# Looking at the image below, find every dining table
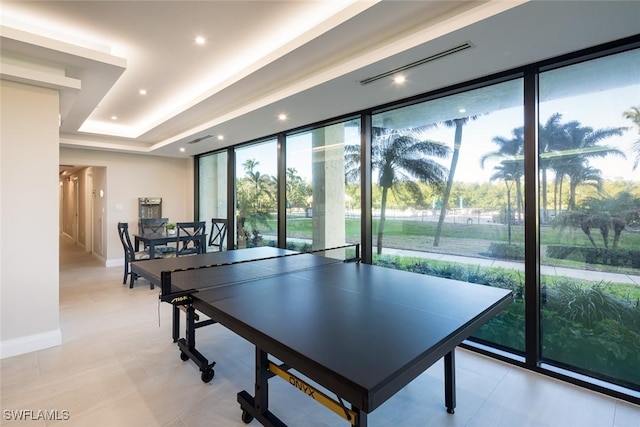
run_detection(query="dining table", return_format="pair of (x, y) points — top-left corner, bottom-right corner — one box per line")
(134, 231), (207, 258)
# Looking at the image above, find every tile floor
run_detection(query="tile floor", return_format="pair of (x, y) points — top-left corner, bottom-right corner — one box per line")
(1, 237), (639, 426)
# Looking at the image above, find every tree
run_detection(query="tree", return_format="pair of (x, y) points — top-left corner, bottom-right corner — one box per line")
(345, 127), (450, 254)
(481, 127), (525, 221)
(539, 114), (625, 216)
(236, 159), (276, 247)
(623, 106), (640, 170)
(548, 118), (624, 211)
(539, 113), (570, 222)
(490, 161), (521, 244)
(285, 167), (311, 213)
(433, 116), (478, 247)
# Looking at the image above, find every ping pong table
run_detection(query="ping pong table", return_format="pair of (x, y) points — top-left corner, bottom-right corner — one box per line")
(133, 246), (512, 426)
(131, 246), (297, 381)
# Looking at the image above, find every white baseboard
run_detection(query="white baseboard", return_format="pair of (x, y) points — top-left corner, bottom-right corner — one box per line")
(0, 329), (62, 359)
(105, 257), (124, 268)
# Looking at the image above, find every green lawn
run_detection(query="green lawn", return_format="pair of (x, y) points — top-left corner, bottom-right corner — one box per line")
(277, 216), (640, 275)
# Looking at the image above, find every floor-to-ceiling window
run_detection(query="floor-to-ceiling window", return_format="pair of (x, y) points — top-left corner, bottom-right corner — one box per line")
(196, 39), (640, 401)
(538, 48), (640, 390)
(285, 119), (361, 252)
(370, 79), (526, 353)
(235, 139), (278, 248)
(198, 150), (228, 247)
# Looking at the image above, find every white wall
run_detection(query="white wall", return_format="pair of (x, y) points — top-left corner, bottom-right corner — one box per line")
(1, 80), (61, 358)
(60, 148), (194, 265)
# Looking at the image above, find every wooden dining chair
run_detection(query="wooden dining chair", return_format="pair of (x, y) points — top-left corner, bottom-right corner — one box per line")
(208, 218), (227, 251)
(139, 217), (168, 234)
(176, 221), (206, 257)
(117, 222), (159, 289)
(139, 217), (177, 254)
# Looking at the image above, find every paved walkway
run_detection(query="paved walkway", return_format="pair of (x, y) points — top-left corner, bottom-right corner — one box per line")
(380, 248), (640, 285)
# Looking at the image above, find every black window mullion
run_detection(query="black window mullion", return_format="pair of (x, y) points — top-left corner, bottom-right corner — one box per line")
(360, 113), (373, 265)
(523, 66), (541, 369)
(277, 133), (287, 249)
(226, 147), (236, 251)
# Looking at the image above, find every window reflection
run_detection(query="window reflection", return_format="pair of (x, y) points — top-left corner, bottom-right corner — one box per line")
(235, 140), (278, 248)
(285, 120), (361, 253)
(539, 48), (640, 389)
(371, 79), (526, 353)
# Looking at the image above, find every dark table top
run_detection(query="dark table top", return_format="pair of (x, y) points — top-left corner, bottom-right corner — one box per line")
(131, 246), (296, 287)
(177, 254), (512, 413)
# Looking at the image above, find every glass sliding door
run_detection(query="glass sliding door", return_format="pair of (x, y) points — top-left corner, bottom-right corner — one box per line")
(285, 119), (361, 252)
(235, 139), (278, 248)
(539, 48), (640, 390)
(370, 78), (526, 353)
(198, 150), (228, 249)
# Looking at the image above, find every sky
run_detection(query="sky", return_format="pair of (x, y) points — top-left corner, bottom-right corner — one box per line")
(234, 79), (639, 186)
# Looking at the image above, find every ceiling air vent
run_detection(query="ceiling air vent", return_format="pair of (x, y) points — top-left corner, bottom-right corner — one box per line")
(359, 41), (474, 85)
(187, 134), (213, 144)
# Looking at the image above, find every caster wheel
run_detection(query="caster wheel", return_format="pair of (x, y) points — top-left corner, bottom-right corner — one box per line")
(447, 408), (455, 414)
(201, 367), (215, 383)
(241, 410), (254, 424)
(180, 352), (189, 361)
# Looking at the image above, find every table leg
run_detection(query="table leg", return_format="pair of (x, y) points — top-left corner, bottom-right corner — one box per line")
(172, 305), (180, 342)
(444, 349), (456, 414)
(237, 348), (287, 427)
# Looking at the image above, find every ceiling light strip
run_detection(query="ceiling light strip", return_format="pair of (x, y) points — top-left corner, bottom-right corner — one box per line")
(359, 42), (474, 85)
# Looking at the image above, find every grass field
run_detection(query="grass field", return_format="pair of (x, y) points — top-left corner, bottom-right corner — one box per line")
(274, 216), (640, 276)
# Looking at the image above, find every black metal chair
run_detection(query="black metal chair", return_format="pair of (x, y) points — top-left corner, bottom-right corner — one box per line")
(117, 222), (159, 289)
(208, 218), (227, 251)
(176, 221), (207, 257)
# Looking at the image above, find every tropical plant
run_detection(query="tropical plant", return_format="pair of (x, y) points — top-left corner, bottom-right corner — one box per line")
(539, 113), (569, 222)
(489, 161), (522, 243)
(622, 106), (640, 170)
(285, 167), (311, 213)
(236, 159), (276, 247)
(552, 119), (624, 211)
(345, 127), (450, 254)
(433, 116), (479, 247)
(540, 113), (625, 215)
(481, 126), (525, 221)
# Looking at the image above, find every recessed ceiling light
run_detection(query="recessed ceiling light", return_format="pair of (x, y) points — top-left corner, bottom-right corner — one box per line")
(278, 114), (288, 121)
(459, 108), (467, 113)
(393, 75), (406, 84)
(195, 36), (206, 45)
(217, 135), (224, 141)
(110, 115), (118, 120)
(179, 147), (186, 152)
(139, 89), (147, 95)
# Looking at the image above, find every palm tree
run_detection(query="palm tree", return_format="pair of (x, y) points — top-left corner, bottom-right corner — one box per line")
(490, 160), (521, 244)
(623, 106), (640, 170)
(539, 113), (568, 222)
(548, 119), (624, 212)
(285, 167), (309, 213)
(433, 116), (478, 247)
(345, 127), (450, 254)
(237, 159), (275, 247)
(481, 127), (525, 221)
(564, 163), (604, 210)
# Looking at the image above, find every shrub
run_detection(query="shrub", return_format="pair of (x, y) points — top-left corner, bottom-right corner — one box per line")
(546, 245), (640, 268)
(486, 242), (525, 260)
